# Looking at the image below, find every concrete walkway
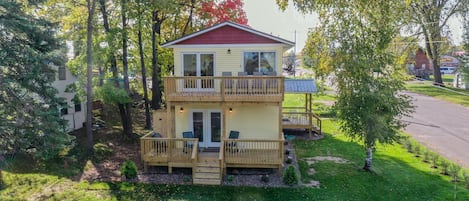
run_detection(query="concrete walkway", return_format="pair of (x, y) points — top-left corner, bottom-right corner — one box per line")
(403, 92), (469, 169)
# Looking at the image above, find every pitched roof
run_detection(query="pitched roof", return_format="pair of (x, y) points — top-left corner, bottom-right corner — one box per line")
(284, 79), (317, 94)
(162, 21), (294, 48)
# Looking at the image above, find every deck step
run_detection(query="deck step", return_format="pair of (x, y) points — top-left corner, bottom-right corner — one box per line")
(192, 159), (222, 185)
(193, 178), (221, 185)
(195, 166), (220, 173)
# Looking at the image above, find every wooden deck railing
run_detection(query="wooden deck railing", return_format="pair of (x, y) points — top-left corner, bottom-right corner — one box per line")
(223, 138), (284, 168)
(140, 132), (198, 172)
(163, 76), (284, 102)
(282, 107), (322, 135)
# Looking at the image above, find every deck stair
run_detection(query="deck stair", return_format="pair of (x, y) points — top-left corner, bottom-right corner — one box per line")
(193, 154), (222, 185)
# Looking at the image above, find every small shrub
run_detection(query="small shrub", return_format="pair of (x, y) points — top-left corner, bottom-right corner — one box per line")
(430, 153), (439, 168)
(283, 166), (298, 186)
(93, 143), (113, 162)
(285, 149), (290, 155)
(405, 141), (414, 153)
(463, 171), (469, 189)
(227, 175), (235, 183)
(120, 160), (138, 180)
(440, 160), (449, 175)
(448, 164), (461, 182)
(183, 175), (191, 182)
(261, 175), (270, 183)
(286, 158), (293, 164)
(422, 150), (430, 163)
(413, 145), (421, 157)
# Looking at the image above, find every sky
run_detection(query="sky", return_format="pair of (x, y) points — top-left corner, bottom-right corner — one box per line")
(244, 0), (464, 52)
(243, 0), (318, 53)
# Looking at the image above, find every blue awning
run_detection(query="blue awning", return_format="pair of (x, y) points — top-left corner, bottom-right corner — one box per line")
(284, 79), (317, 94)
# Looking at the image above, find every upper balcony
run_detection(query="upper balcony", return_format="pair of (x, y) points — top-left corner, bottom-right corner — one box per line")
(163, 76), (285, 103)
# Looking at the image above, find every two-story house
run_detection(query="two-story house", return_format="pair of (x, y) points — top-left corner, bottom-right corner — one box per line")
(50, 64), (86, 132)
(140, 21), (320, 185)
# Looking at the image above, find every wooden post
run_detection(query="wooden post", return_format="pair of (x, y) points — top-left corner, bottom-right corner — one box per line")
(166, 101), (172, 138)
(278, 103), (283, 140)
(222, 104), (227, 139)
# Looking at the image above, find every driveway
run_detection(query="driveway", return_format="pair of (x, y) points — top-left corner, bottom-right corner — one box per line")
(403, 92), (469, 169)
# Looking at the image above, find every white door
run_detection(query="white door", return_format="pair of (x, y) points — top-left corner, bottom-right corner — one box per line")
(191, 110), (221, 148)
(182, 53), (215, 91)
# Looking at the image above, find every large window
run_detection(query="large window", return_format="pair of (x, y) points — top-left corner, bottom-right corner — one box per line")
(182, 53), (215, 89)
(182, 53), (214, 77)
(244, 52), (276, 75)
(58, 67), (66, 80)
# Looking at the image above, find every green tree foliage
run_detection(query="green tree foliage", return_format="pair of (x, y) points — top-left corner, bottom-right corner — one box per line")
(0, 1), (73, 160)
(408, 0), (468, 85)
(279, 0), (413, 171)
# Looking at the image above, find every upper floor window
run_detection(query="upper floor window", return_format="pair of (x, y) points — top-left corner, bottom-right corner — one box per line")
(58, 67), (66, 80)
(75, 103), (82, 112)
(182, 53), (214, 77)
(60, 107), (68, 116)
(243, 52), (276, 75)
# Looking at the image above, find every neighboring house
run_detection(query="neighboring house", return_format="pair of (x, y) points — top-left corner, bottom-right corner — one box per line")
(409, 48), (432, 78)
(50, 65), (86, 132)
(140, 21), (321, 185)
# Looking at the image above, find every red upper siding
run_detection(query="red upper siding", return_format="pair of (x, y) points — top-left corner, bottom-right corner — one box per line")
(178, 26), (281, 45)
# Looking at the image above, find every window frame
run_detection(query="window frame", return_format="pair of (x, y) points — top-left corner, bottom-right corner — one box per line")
(242, 51), (277, 75)
(58, 67), (66, 80)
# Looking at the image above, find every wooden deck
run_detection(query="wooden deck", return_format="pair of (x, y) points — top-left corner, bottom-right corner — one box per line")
(140, 132), (285, 184)
(164, 76), (284, 103)
(282, 107), (322, 135)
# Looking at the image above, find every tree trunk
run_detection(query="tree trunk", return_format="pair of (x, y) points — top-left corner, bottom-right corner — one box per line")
(121, 0), (133, 138)
(363, 147), (373, 171)
(98, 64), (104, 86)
(137, 0), (152, 129)
(181, 0), (195, 36)
(99, 0), (132, 138)
(151, 10), (163, 110)
(86, 0), (97, 153)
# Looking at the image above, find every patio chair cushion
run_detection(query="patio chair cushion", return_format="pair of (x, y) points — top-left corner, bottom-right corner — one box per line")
(183, 131), (194, 138)
(228, 130), (239, 139)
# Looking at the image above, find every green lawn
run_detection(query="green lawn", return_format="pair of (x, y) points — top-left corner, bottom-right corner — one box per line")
(429, 74), (455, 85)
(3, 118), (468, 200)
(2, 93), (469, 200)
(406, 83), (469, 108)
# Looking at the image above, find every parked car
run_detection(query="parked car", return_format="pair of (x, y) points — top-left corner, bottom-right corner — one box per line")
(440, 67), (456, 74)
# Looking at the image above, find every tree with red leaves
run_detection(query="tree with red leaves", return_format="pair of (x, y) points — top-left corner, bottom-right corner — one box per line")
(199, 0), (248, 27)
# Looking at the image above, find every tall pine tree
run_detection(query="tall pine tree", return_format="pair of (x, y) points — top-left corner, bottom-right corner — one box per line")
(0, 1), (73, 160)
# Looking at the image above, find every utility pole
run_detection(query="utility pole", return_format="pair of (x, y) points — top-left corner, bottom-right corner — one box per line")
(293, 30), (296, 77)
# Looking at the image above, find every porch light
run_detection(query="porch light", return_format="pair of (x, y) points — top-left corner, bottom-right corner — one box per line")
(179, 107), (184, 113)
(229, 108), (233, 112)
(227, 49), (231, 54)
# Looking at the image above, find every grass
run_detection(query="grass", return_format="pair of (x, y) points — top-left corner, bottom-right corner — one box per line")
(2, 93), (469, 200)
(295, 119), (469, 200)
(429, 74), (455, 85)
(3, 118), (468, 200)
(406, 83), (469, 108)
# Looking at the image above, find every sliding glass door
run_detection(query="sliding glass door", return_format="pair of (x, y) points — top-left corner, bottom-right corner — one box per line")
(182, 53), (214, 90)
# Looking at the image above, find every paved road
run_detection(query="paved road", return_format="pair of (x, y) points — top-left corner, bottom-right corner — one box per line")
(403, 92), (469, 169)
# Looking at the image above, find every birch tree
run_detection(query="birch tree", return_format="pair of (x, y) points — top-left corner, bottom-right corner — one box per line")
(278, 0), (413, 171)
